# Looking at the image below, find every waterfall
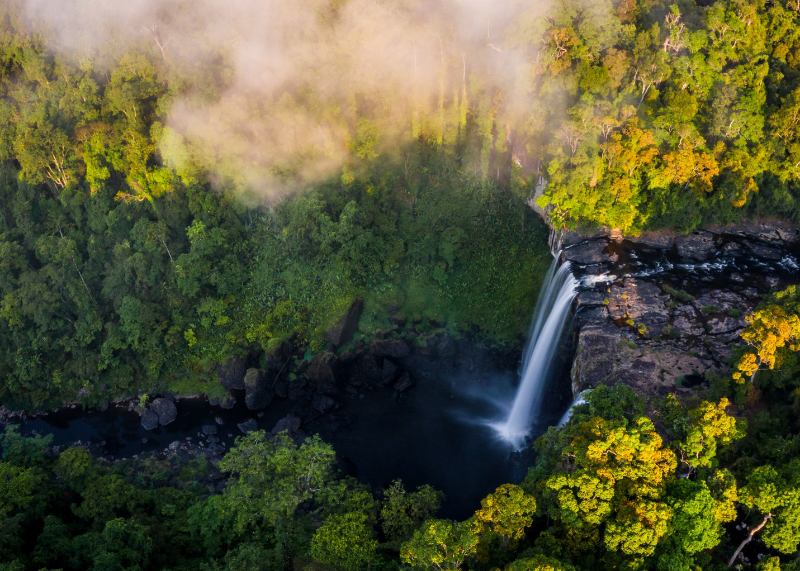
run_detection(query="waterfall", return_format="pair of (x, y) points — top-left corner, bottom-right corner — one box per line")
(557, 389), (591, 428)
(496, 255), (578, 448)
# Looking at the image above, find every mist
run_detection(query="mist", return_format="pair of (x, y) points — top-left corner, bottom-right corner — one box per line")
(22, 0), (553, 198)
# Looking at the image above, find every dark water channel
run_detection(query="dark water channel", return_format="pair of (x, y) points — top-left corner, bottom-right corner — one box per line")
(573, 233), (800, 292)
(13, 351), (573, 519)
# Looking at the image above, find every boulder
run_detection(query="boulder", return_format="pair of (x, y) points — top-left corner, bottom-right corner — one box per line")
(379, 360), (399, 386)
(674, 232), (716, 261)
(271, 414), (302, 435)
(273, 375), (288, 398)
(150, 398), (177, 426)
(628, 232), (675, 249)
(208, 443), (226, 454)
(338, 350), (358, 364)
(237, 419), (258, 434)
(312, 395), (337, 413)
(202, 424), (218, 435)
(140, 410), (159, 430)
(745, 241), (783, 261)
(394, 372), (413, 393)
(307, 352), (339, 394)
(325, 299), (364, 347)
(562, 240), (608, 265)
(351, 355), (381, 384)
(217, 356), (247, 390)
(370, 339), (411, 358)
(168, 441), (182, 451)
(287, 377), (308, 400)
(244, 368), (274, 410)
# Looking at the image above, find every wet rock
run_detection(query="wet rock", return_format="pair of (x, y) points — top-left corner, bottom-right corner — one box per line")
(437, 336), (459, 358)
(202, 425), (218, 435)
(273, 375), (288, 398)
(244, 368), (274, 410)
(208, 443), (226, 454)
(562, 240), (608, 264)
(237, 419), (258, 433)
(394, 372), (413, 393)
(370, 339), (411, 358)
(379, 360), (399, 386)
(312, 395), (336, 413)
(287, 377), (308, 400)
(307, 352), (338, 394)
(628, 232), (675, 249)
(744, 241), (783, 261)
(674, 232), (716, 261)
(352, 355), (381, 384)
(576, 291), (606, 308)
(219, 394), (236, 409)
(575, 307), (607, 328)
(325, 299), (364, 347)
(730, 220), (800, 244)
(168, 441), (181, 451)
(217, 356), (247, 390)
(151, 398), (177, 426)
(271, 414), (302, 435)
(140, 410), (159, 430)
(338, 350), (358, 364)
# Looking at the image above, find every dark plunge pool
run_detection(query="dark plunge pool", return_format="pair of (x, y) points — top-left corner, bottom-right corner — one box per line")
(12, 345), (575, 520)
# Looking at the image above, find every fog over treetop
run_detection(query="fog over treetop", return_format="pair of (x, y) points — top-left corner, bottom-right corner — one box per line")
(22, 0), (559, 198)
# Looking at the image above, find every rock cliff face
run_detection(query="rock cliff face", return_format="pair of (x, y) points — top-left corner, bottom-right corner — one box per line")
(563, 223), (800, 401)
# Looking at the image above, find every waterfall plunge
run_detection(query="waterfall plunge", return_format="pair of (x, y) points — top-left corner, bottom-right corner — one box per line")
(495, 256), (578, 449)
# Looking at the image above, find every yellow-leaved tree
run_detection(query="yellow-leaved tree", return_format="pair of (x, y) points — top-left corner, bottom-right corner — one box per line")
(733, 286), (800, 384)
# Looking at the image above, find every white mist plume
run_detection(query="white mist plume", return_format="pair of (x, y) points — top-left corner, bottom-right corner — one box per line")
(22, 0), (556, 198)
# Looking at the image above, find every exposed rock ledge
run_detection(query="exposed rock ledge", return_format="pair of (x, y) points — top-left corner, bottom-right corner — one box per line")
(564, 222), (799, 401)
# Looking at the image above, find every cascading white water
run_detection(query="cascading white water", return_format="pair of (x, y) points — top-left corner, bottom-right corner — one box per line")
(495, 255), (578, 448)
(557, 389), (591, 428)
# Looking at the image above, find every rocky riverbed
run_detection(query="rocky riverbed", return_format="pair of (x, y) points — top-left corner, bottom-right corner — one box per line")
(562, 221), (800, 401)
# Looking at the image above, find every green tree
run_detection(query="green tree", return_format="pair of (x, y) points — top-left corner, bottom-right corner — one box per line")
(310, 512), (378, 571)
(218, 431), (336, 532)
(728, 463), (800, 565)
(506, 554), (577, 571)
(380, 480), (443, 543)
(400, 519), (479, 571)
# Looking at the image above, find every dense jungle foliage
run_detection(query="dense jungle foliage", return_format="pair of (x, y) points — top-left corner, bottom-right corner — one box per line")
(1, 0), (800, 569)
(0, 3), (557, 408)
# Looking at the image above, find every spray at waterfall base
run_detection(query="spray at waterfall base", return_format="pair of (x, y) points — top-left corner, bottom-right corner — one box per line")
(493, 256), (579, 449)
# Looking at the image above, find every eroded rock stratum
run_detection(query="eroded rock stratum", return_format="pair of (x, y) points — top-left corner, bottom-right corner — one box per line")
(563, 223), (799, 401)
